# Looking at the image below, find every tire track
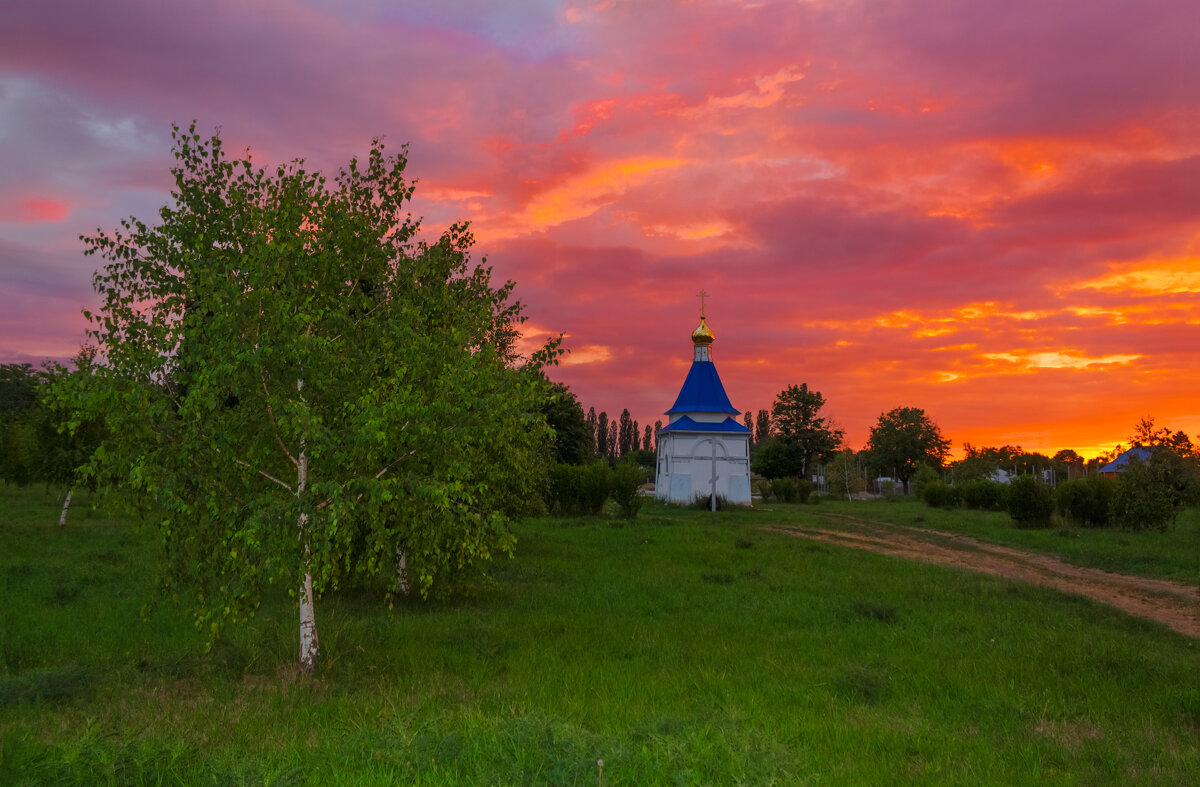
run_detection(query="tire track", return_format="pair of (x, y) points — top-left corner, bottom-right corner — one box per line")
(763, 513), (1200, 639)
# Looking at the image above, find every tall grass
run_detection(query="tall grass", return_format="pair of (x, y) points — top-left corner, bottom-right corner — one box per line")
(2, 488), (1198, 784)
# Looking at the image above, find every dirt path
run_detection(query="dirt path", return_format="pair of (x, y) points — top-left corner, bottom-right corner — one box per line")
(763, 512), (1200, 639)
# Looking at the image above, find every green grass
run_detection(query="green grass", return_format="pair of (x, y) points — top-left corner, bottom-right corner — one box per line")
(803, 497), (1200, 584)
(2, 487), (1199, 784)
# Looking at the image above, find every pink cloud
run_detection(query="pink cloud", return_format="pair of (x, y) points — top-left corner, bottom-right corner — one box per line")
(1, 0), (1198, 457)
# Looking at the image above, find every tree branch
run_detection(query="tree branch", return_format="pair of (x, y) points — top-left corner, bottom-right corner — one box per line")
(260, 375), (299, 467)
(234, 458), (294, 493)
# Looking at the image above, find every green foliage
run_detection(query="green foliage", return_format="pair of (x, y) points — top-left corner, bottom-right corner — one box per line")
(53, 125), (559, 655)
(824, 449), (865, 499)
(865, 406), (951, 494)
(610, 460), (646, 519)
(910, 463), (941, 497)
(1008, 475), (1054, 529)
(690, 493), (737, 510)
(750, 438), (799, 479)
(5, 487), (1200, 783)
(1055, 475), (1115, 528)
(952, 444), (1053, 482)
(540, 382), (592, 465)
(768, 477), (801, 503)
(957, 479), (1010, 511)
(769, 383), (844, 473)
(921, 481), (959, 509)
(546, 462), (611, 515)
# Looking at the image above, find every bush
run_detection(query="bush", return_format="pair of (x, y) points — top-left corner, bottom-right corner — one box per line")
(610, 460), (645, 519)
(795, 478), (815, 504)
(769, 477), (799, 503)
(911, 464), (942, 498)
(958, 479), (1009, 511)
(1008, 475), (1054, 528)
(1055, 475), (1114, 528)
(921, 481), (959, 509)
(753, 479), (774, 501)
(546, 462), (610, 516)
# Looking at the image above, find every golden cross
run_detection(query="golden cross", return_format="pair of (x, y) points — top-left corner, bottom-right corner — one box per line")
(696, 289), (709, 318)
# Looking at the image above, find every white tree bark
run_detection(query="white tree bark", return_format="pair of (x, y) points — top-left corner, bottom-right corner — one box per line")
(58, 488), (73, 528)
(296, 378), (320, 674)
(396, 547), (410, 596)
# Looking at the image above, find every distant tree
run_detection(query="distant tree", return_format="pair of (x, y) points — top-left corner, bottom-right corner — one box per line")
(643, 424), (652, 452)
(1052, 449), (1084, 480)
(653, 420), (663, 451)
(596, 411), (609, 456)
(743, 411), (753, 442)
(632, 419), (640, 452)
(541, 382), (593, 465)
(865, 407), (951, 494)
(952, 444), (1051, 482)
(770, 384), (844, 476)
(750, 439), (799, 480)
(586, 407), (597, 454)
(0, 363), (40, 486)
(606, 421), (618, 460)
(754, 409), (771, 444)
(618, 409), (634, 456)
(1130, 416), (1197, 459)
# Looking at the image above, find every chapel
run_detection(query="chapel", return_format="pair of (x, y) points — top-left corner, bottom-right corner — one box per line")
(654, 301), (753, 505)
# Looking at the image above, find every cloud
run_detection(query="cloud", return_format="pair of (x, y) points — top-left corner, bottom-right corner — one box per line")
(1, 0), (1198, 456)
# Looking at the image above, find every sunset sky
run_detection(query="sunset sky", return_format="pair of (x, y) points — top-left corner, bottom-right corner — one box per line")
(2, 0), (1198, 458)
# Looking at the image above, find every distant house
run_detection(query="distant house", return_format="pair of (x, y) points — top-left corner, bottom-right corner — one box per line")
(1099, 446), (1153, 479)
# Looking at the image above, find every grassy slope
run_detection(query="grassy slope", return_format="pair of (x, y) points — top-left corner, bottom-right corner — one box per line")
(1, 488), (1198, 785)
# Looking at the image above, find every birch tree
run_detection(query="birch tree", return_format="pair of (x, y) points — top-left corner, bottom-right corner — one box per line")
(58, 124), (558, 673)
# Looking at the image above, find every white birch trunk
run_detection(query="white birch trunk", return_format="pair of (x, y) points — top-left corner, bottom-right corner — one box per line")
(296, 378), (320, 674)
(58, 488), (73, 528)
(396, 547), (410, 596)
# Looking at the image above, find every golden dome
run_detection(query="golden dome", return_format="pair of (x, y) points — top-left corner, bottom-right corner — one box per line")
(691, 316), (715, 345)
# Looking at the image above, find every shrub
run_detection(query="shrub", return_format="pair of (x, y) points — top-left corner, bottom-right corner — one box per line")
(921, 481), (959, 509)
(958, 479), (1009, 511)
(769, 477), (799, 503)
(911, 464), (942, 498)
(1055, 475), (1114, 528)
(1008, 475), (1054, 528)
(753, 479), (773, 501)
(546, 462), (611, 515)
(610, 460), (645, 519)
(795, 478), (815, 504)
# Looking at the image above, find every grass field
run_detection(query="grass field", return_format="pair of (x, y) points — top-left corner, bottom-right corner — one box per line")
(2, 486), (1199, 785)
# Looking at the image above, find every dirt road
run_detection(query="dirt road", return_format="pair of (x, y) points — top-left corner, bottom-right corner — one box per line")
(764, 512), (1200, 639)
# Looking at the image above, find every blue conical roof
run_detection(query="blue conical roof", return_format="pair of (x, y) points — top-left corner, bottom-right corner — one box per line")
(666, 360), (739, 415)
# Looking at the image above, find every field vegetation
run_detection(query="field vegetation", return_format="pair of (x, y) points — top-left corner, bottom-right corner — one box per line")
(3, 486), (1199, 785)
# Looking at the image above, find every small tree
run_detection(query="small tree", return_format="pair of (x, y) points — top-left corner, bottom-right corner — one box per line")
(57, 125), (558, 673)
(610, 459), (645, 519)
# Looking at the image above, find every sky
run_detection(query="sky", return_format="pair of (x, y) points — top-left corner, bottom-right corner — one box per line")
(2, 0), (1198, 459)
